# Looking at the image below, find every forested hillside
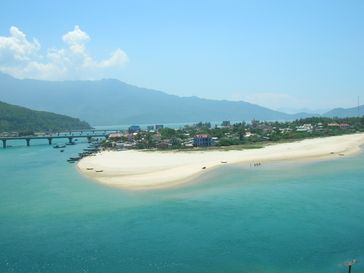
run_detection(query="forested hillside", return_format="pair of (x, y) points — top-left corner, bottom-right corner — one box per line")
(0, 101), (92, 132)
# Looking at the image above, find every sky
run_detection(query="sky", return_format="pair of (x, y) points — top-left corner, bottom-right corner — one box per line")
(0, 0), (363, 113)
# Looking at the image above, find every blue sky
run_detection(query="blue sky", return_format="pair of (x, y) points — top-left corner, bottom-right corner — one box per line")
(0, 0), (363, 113)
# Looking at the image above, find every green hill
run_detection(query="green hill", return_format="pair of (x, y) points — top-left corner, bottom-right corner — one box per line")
(0, 101), (92, 133)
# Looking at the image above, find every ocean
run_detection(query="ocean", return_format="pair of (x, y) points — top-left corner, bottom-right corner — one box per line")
(1, 139), (363, 273)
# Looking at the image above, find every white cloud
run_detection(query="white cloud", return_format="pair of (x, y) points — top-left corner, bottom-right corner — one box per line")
(62, 25), (90, 45)
(0, 25), (128, 80)
(0, 26), (40, 64)
(98, 49), (128, 68)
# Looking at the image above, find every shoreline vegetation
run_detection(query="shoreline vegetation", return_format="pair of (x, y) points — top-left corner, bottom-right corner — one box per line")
(78, 132), (364, 190)
(103, 116), (364, 151)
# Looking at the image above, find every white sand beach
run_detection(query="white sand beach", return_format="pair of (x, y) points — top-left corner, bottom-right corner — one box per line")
(78, 133), (364, 190)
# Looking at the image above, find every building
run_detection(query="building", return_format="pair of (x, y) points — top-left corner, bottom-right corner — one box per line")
(256, 124), (273, 132)
(151, 134), (162, 143)
(157, 141), (172, 149)
(279, 128), (292, 134)
(328, 123), (340, 127)
(128, 125), (141, 133)
(211, 137), (219, 144)
(221, 121), (231, 127)
(296, 124), (313, 132)
(193, 134), (213, 147)
(327, 123), (351, 129)
(339, 123), (351, 128)
(108, 133), (123, 139)
(155, 124), (164, 130)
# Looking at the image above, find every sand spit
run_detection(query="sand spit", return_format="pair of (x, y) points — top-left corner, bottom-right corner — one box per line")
(78, 133), (364, 190)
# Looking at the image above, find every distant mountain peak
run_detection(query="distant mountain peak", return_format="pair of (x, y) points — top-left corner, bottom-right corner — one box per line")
(0, 71), (318, 125)
(324, 104), (364, 118)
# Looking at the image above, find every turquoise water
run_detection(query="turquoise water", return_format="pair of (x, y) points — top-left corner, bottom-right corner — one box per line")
(1, 141), (364, 273)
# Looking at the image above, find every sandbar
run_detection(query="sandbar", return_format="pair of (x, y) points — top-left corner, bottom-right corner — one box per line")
(77, 133), (364, 190)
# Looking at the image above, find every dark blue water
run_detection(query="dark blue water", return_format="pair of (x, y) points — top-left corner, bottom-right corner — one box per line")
(1, 140), (363, 273)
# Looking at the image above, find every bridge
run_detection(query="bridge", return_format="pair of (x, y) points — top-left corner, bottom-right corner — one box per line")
(54, 129), (119, 134)
(0, 131), (116, 148)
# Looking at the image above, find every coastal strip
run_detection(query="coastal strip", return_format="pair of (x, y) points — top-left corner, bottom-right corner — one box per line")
(77, 133), (364, 190)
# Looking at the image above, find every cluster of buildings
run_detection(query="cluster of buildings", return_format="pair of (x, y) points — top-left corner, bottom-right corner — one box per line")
(0, 131), (50, 137)
(105, 119), (357, 150)
(295, 122), (351, 132)
(327, 123), (351, 128)
(128, 124), (164, 133)
(296, 124), (314, 132)
(106, 124), (218, 149)
(0, 132), (19, 137)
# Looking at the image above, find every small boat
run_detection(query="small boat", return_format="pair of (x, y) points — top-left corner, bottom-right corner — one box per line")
(95, 170), (104, 173)
(221, 161), (227, 163)
(202, 166), (206, 169)
(84, 148), (98, 152)
(86, 168), (94, 170)
(60, 149), (64, 152)
(53, 144), (66, 149)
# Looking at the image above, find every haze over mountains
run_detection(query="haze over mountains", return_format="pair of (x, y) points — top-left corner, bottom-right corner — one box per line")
(0, 72), (362, 125)
(325, 105), (364, 118)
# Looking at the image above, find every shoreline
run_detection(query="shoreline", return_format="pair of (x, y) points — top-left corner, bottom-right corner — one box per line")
(77, 133), (364, 190)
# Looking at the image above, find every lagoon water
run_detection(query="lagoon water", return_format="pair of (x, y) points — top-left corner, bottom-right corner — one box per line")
(1, 140), (364, 273)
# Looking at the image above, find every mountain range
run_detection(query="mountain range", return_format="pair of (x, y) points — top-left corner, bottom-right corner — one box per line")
(0, 72), (362, 125)
(324, 105), (364, 118)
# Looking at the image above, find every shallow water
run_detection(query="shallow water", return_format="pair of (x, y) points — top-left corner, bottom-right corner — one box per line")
(0, 141), (363, 273)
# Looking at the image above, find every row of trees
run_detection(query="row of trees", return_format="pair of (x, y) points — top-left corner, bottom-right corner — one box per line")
(105, 116), (364, 150)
